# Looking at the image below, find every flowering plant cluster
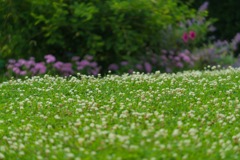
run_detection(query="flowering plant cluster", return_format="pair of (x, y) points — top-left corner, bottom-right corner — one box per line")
(6, 54), (101, 77)
(193, 33), (240, 68)
(182, 31), (197, 43)
(107, 49), (195, 74)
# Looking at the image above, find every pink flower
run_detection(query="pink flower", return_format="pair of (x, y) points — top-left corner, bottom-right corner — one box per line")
(182, 32), (188, 43)
(108, 64), (119, 71)
(13, 67), (21, 74)
(144, 62), (152, 73)
(54, 61), (63, 70)
(189, 31), (196, 40)
(44, 54), (56, 63)
(33, 62), (46, 74)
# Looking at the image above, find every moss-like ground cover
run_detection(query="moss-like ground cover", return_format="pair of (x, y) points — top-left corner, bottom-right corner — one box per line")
(0, 68), (240, 160)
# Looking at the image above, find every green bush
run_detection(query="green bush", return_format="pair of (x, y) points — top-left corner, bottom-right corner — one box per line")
(0, 0), (196, 69)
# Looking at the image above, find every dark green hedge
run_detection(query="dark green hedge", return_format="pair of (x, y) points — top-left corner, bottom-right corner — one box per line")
(0, 0), (196, 67)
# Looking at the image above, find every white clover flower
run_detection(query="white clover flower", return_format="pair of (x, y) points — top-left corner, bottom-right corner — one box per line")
(37, 155), (43, 160)
(19, 151), (25, 156)
(19, 144), (25, 149)
(0, 152), (5, 159)
(78, 138), (84, 144)
(180, 154), (188, 160)
(66, 153), (74, 158)
(54, 115), (61, 120)
(177, 121), (183, 128)
(172, 129), (180, 137)
(141, 130), (148, 137)
(188, 128), (198, 136)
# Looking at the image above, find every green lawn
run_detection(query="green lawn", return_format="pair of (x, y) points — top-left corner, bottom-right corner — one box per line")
(0, 68), (240, 160)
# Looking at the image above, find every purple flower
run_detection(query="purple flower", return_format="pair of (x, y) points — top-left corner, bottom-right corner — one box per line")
(161, 50), (167, 54)
(179, 53), (191, 63)
(214, 40), (229, 48)
(176, 62), (184, 68)
(77, 66), (84, 71)
(144, 62), (152, 73)
(19, 71), (27, 76)
(61, 63), (73, 74)
(89, 62), (98, 68)
(8, 59), (16, 64)
(44, 54), (56, 63)
(71, 56), (80, 61)
(187, 20), (193, 27)
(179, 22), (185, 28)
(120, 61), (128, 66)
(231, 33), (240, 50)
(25, 58), (36, 69)
(198, 1), (209, 12)
(54, 62), (73, 76)
(85, 55), (93, 61)
(33, 62), (46, 74)
(174, 56), (180, 61)
(160, 55), (168, 61)
(7, 64), (14, 69)
(13, 67), (20, 74)
(150, 56), (158, 64)
(91, 67), (101, 75)
(108, 64), (119, 71)
(14, 62), (22, 67)
(136, 64), (143, 71)
(77, 60), (90, 67)
(166, 67), (172, 73)
(54, 61), (63, 70)
(208, 25), (216, 32)
(18, 59), (26, 65)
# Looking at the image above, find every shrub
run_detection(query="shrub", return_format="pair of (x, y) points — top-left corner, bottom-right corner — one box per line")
(0, 0), (196, 67)
(108, 0), (240, 74)
(192, 33), (240, 69)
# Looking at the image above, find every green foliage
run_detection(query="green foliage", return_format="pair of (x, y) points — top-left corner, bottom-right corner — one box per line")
(0, 0), (196, 65)
(0, 59), (5, 74)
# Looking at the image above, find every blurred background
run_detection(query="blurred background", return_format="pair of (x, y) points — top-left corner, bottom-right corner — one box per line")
(1, 0), (240, 78)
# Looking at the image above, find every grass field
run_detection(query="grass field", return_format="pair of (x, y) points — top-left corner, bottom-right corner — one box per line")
(0, 68), (240, 160)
